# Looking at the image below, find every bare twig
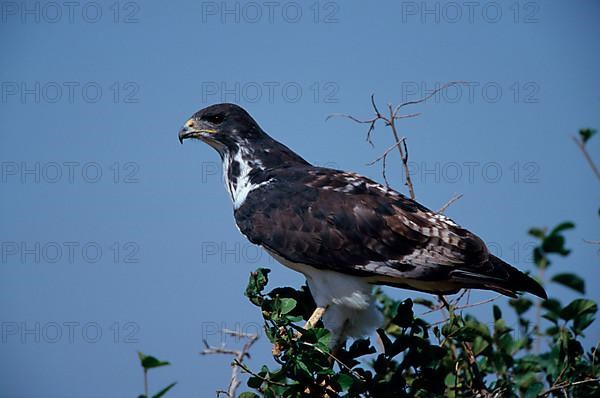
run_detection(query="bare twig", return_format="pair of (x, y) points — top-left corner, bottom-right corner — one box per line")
(450, 289), (469, 307)
(143, 369), (148, 398)
(201, 329), (259, 398)
(572, 135), (600, 181)
(454, 294), (502, 311)
(438, 193), (464, 214)
(393, 81), (468, 115)
(329, 82), (467, 200)
(538, 377), (600, 397)
(535, 266), (545, 354)
(366, 140), (405, 166)
(462, 341), (490, 397)
(592, 341), (600, 374)
(325, 94), (383, 147)
(572, 134), (599, 244)
(366, 139), (406, 188)
(422, 294), (502, 325)
(583, 239), (600, 245)
(388, 104), (416, 199)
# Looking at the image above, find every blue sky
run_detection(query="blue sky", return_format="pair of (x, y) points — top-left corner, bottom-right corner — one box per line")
(1, 1), (599, 397)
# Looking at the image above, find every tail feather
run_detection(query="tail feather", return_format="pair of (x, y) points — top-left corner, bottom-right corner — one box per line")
(450, 255), (547, 299)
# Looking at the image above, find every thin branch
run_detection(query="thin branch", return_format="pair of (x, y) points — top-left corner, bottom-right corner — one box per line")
(366, 140), (405, 166)
(329, 82), (468, 200)
(592, 340), (599, 374)
(438, 193), (464, 214)
(422, 294), (502, 324)
(143, 369), (148, 398)
(325, 113), (376, 125)
(455, 294), (502, 311)
(366, 93), (383, 146)
(393, 81), (468, 115)
(201, 342), (240, 357)
(370, 93), (382, 116)
(326, 94), (382, 147)
(462, 341), (490, 396)
(572, 135), (600, 181)
(387, 103), (416, 199)
(201, 329), (259, 398)
(450, 289), (469, 307)
(394, 112), (422, 120)
(366, 139), (406, 188)
(538, 378), (600, 397)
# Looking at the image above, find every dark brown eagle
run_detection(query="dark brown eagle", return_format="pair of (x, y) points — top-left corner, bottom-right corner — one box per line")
(179, 103), (546, 344)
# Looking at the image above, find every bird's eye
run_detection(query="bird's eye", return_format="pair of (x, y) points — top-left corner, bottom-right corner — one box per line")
(204, 114), (224, 125)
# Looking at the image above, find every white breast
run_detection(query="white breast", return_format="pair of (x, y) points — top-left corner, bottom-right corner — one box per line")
(266, 249), (383, 341)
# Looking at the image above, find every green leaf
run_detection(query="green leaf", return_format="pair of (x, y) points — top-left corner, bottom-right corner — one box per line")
(573, 312), (595, 334)
(509, 298), (533, 315)
(542, 235), (570, 256)
(579, 128), (597, 144)
(457, 323), (490, 342)
(300, 327), (331, 350)
(414, 298), (436, 310)
(493, 305), (502, 321)
(551, 273), (585, 294)
(151, 382), (176, 398)
(278, 298), (297, 315)
(472, 336), (490, 356)
(549, 222), (575, 236)
(247, 375), (263, 389)
(559, 299), (598, 321)
(392, 299), (414, 328)
(333, 373), (355, 391)
(238, 392), (260, 398)
(542, 298), (562, 314)
(137, 352), (170, 370)
(543, 312), (559, 324)
(524, 381), (544, 398)
(245, 268), (270, 306)
(528, 227), (546, 239)
(542, 299), (562, 324)
(346, 338), (376, 359)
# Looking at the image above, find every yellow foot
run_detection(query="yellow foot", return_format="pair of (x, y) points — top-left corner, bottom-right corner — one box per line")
(304, 305), (329, 329)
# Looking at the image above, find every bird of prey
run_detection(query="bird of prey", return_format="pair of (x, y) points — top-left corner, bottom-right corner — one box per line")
(178, 103), (546, 344)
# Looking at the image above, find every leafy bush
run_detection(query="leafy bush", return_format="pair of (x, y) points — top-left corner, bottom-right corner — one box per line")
(238, 218), (598, 397)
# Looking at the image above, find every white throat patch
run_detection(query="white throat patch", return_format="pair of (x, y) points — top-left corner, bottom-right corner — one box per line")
(223, 148), (271, 209)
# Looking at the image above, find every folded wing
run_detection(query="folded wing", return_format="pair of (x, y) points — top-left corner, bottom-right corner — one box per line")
(234, 167), (546, 299)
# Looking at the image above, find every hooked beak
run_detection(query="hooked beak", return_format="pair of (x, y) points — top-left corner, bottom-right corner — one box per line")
(178, 118), (217, 144)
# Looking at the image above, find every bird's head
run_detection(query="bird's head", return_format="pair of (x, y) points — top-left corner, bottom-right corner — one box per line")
(179, 103), (310, 169)
(178, 103), (264, 157)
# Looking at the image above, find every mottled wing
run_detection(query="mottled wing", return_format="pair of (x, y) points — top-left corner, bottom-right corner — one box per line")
(236, 167), (495, 292)
(235, 166), (547, 298)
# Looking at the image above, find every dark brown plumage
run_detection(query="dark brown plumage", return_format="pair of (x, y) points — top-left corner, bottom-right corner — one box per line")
(234, 166), (547, 299)
(179, 103), (547, 313)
